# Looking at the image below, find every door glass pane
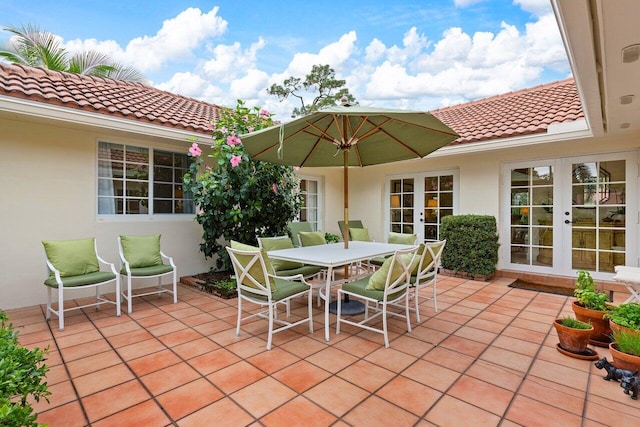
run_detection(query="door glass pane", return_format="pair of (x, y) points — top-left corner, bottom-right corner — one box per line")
(571, 160), (625, 272)
(421, 175), (453, 242)
(299, 178), (320, 230)
(390, 178), (414, 236)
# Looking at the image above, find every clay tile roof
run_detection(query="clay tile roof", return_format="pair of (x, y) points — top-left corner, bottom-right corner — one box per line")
(431, 78), (584, 145)
(0, 62), (220, 135)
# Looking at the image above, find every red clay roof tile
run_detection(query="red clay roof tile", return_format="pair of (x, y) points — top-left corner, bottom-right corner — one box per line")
(0, 62), (583, 144)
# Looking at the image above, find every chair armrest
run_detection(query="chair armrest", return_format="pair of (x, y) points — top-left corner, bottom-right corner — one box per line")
(268, 272), (310, 287)
(160, 251), (176, 268)
(96, 253), (118, 275)
(45, 259), (64, 285)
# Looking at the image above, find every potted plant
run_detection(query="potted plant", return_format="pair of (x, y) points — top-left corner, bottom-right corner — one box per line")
(609, 330), (640, 372)
(572, 270), (612, 346)
(605, 302), (640, 336)
(325, 232), (340, 244)
(553, 316), (596, 358)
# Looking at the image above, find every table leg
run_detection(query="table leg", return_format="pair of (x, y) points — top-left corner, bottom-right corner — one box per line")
(324, 266), (333, 341)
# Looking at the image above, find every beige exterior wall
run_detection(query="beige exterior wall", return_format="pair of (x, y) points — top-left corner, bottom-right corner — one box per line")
(0, 115), (214, 310)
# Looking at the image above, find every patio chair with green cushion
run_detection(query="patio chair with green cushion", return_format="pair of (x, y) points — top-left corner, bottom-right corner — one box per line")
(227, 241), (314, 350)
(336, 245), (419, 348)
(370, 232), (418, 267)
(410, 240), (446, 321)
(338, 220), (365, 241)
(42, 237), (121, 331)
(287, 221), (313, 247)
(118, 234), (177, 314)
(258, 236), (323, 307)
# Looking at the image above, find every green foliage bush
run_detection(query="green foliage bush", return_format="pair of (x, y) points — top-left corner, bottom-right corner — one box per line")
(439, 215), (499, 277)
(0, 312), (50, 427)
(612, 330), (640, 356)
(184, 100), (301, 271)
(560, 316), (592, 329)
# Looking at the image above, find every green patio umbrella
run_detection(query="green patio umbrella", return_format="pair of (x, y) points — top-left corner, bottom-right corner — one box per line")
(240, 101), (459, 248)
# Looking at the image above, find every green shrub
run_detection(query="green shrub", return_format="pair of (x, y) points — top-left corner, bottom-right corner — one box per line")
(612, 330), (640, 357)
(0, 312), (50, 427)
(439, 215), (499, 277)
(574, 270), (609, 311)
(605, 302), (640, 330)
(560, 316), (591, 329)
(324, 232), (340, 244)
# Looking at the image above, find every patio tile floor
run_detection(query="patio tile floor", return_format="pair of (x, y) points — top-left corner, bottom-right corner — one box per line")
(6, 276), (640, 426)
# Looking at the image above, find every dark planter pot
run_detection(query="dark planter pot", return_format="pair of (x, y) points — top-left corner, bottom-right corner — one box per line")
(553, 319), (593, 353)
(609, 342), (640, 372)
(572, 301), (611, 346)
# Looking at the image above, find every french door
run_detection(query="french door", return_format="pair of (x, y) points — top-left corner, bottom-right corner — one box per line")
(504, 152), (636, 278)
(385, 170), (458, 243)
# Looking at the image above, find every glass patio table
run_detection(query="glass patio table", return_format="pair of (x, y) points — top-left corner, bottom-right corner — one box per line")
(267, 240), (414, 341)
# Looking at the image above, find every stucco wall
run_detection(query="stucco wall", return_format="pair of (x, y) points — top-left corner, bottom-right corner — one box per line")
(0, 116), (214, 310)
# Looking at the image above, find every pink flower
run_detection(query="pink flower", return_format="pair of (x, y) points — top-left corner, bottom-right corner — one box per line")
(247, 126), (254, 133)
(206, 123), (214, 131)
(189, 143), (202, 157)
(293, 166), (300, 171)
(220, 127), (228, 135)
(230, 155), (242, 167)
(272, 183), (278, 194)
(260, 109), (269, 117)
(226, 135), (241, 146)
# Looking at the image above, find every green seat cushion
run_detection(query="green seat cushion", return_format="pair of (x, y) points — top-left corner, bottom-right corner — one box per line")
(44, 271), (116, 288)
(230, 240), (276, 290)
(299, 231), (326, 247)
(365, 252), (419, 291)
(260, 237), (304, 271)
(349, 228), (371, 241)
(369, 256), (389, 266)
(42, 238), (100, 277)
(388, 232), (416, 245)
(241, 277), (309, 301)
(122, 264), (174, 276)
(276, 265), (323, 278)
(120, 234), (163, 268)
(415, 244), (431, 275)
(342, 277), (404, 301)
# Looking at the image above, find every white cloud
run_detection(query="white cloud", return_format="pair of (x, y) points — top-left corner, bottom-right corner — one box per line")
(365, 38), (386, 63)
(202, 37), (266, 82)
(454, 0), (487, 7)
(156, 71), (222, 100)
(285, 31), (357, 77)
(229, 68), (270, 99)
(514, 0), (552, 17)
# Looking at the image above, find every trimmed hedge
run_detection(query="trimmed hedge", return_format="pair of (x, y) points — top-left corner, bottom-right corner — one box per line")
(440, 215), (499, 277)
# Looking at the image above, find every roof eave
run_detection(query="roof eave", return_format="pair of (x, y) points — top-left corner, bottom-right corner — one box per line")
(0, 94), (212, 144)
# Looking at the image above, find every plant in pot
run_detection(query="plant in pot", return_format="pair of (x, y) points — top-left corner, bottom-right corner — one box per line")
(572, 270), (612, 346)
(605, 302), (640, 336)
(553, 316), (596, 359)
(609, 329), (640, 372)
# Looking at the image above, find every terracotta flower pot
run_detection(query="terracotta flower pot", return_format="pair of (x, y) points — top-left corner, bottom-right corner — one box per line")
(609, 342), (640, 372)
(572, 301), (611, 346)
(609, 319), (640, 338)
(553, 319), (593, 353)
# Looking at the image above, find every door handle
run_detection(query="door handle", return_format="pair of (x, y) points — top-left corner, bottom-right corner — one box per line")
(564, 219), (574, 224)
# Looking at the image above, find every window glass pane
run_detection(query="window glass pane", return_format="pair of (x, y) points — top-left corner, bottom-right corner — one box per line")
(154, 200), (172, 213)
(125, 145), (149, 163)
(440, 175), (453, 190)
(154, 166), (172, 182)
(154, 183), (172, 198)
(155, 152), (173, 166)
(511, 168), (529, 186)
(98, 160), (123, 178)
(126, 164), (148, 180)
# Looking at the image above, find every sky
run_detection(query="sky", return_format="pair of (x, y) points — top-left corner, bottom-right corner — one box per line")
(0, 0), (571, 122)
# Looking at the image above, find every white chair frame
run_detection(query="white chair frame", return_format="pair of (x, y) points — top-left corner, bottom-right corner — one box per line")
(227, 247), (313, 350)
(45, 240), (121, 331)
(336, 246), (419, 348)
(411, 240), (446, 322)
(118, 236), (177, 314)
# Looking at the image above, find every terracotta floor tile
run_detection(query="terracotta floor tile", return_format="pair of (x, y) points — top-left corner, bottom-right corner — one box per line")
(280, 335), (327, 358)
(136, 312), (174, 328)
(36, 400), (87, 427)
(403, 359), (461, 392)
(528, 358), (589, 391)
(189, 347), (241, 375)
(146, 319), (187, 337)
(59, 338), (113, 362)
(128, 349), (181, 376)
(172, 336), (220, 360)
(177, 398), (254, 427)
(43, 363), (70, 386)
(480, 346), (534, 373)
(466, 359), (525, 392)
(74, 363), (135, 397)
(492, 334), (542, 357)
(448, 375), (514, 416)
(505, 395), (582, 427)
(247, 348), (301, 374)
(426, 395), (502, 426)
(518, 377), (586, 415)
(225, 336), (272, 358)
(422, 346), (474, 372)
(304, 376), (369, 417)
(337, 359), (396, 392)
(343, 395), (419, 427)
(54, 329), (104, 349)
(364, 347), (417, 373)
(65, 349), (122, 377)
(98, 320), (143, 337)
(381, 334), (433, 357)
(193, 318), (236, 336)
(272, 360), (331, 393)
(231, 376), (297, 418)
(91, 399), (170, 427)
(140, 362), (201, 395)
(156, 378), (224, 420)
(333, 334), (383, 357)
(106, 328), (154, 348)
(206, 360), (267, 393)
(158, 328), (203, 347)
(116, 337), (166, 361)
(453, 325), (498, 344)
(31, 380), (77, 414)
(439, 333), (488, 357)
(180, 312), (216, 327)
(377, 375), (441, 416)
(81, 379), (151, 422)
(306, 346), (359, 373)
(261, 395), (337, 427)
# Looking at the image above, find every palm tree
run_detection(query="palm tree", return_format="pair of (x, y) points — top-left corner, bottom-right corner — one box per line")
(0, 23), (146, 82)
